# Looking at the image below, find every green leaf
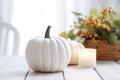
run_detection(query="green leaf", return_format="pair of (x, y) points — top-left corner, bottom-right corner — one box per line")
(114, 20), (120, 27)
(67, 29), (76, 40)
(107, 33), (117, 45)
(72, 11), (82, 16)
(59, 31), (68, 39)
(78, 17), (83, 22)
(95, 28), (109, 40)
(116, 28), (120, 39)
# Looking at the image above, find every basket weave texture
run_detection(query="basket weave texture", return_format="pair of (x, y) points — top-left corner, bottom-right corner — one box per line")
(85, 40), (120, 60)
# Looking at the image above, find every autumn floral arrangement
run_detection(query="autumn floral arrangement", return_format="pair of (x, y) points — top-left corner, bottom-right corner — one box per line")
(60, 7), (120, 45)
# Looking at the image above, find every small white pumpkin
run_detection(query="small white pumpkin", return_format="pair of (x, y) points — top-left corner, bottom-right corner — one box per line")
(25, 26), (71, 72)
(69, 40), (85, 65)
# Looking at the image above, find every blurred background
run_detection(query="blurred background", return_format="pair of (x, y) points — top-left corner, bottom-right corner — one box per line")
(0, 0), (120, 55)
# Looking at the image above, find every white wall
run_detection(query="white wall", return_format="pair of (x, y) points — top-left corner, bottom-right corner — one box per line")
(11, 0), (69, 55)
(11, 0), (120, 55)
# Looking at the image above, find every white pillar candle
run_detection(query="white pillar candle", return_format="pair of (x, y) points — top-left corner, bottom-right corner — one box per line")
(78, 48), (96, 68)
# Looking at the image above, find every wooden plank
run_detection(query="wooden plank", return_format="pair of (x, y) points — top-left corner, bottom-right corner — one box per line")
(95, 61), (120, 80)
(63, 66), (102, 80)
(0, 56), (9, 66)
(0, 56), (29, 80)
(26, 70), (63, 80)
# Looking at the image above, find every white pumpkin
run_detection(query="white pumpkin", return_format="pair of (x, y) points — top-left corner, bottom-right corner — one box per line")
(25, 26), (71, 72)
(69, 40), (85, 65)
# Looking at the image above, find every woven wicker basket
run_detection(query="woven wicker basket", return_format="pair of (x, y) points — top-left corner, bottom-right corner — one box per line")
(84, 40), (120, 60)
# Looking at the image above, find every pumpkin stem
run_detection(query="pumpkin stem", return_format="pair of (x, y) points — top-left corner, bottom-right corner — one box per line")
(44, 25), (51, 38)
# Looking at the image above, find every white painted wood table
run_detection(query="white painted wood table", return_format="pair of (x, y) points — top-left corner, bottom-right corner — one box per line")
(0, 56), (120, 80)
